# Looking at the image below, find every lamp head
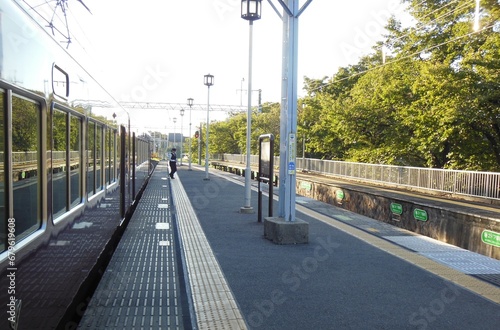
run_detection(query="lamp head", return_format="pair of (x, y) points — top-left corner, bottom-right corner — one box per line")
(241, 0), (262, 21)
(204, 74), (214, 87)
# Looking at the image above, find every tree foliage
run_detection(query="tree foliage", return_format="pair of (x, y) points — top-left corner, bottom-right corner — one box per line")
(209, 102), (281, 156)
(210, 0), (500, 171)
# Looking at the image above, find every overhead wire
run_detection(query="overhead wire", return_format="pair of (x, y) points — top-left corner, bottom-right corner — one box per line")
(388, 0), (474, 45)
(64, 1), (95, 55)
(324, 22), (496, 88)
(20, 0), (71, 45)
(19, 0), (92, 48)
(370, 0), (469, 50)
(381, 0), (474, 63)
(310, 0), (489, 93)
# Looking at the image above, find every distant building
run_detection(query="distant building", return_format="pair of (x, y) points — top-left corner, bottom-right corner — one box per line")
(168, 133), (184, 148)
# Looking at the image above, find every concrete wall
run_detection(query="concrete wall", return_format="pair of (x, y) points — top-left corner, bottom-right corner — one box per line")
(296, 178), (500, 260)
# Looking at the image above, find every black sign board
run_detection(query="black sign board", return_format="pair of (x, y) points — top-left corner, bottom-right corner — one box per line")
(258, 134), (275, 222)
(261, 141), (271, 178)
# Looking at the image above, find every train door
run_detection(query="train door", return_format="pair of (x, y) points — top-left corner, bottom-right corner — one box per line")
(50, 102), (84, 223)
(0, 86), (45, 252)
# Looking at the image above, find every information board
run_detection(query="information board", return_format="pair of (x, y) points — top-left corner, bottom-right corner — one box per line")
(261, 141), (271, 178)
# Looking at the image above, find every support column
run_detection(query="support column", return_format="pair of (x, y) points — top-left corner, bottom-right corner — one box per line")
(266, 0), (311, 244)
(278, 0), (299, 222)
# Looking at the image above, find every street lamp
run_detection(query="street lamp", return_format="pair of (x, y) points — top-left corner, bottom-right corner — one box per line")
(187, 98), (194, 170)
(204, 73), (214, 180)
(179, 109), (185, 166)
(240, 0), (262, 213)
(240, 77), (245, 106)
(173, 117), (177, 148)
(241, 0), (262, 20)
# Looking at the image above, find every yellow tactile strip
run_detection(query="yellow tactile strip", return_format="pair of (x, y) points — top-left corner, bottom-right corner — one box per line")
(171, 178), (248, 330)
(296, 204), (500, 305)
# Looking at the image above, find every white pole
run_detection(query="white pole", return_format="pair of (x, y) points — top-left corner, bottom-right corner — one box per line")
(205, 87), (210, 180)
(473, 0), (480, 31)
(279, 0), (302, 222)
(242, 20), (254, 213)
(188, 101), (193, 170)
(180, 112), (184, 166)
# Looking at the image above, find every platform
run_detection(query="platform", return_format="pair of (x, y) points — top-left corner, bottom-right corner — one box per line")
(79, 163), (246, 329)
(80, 161), (500, 329)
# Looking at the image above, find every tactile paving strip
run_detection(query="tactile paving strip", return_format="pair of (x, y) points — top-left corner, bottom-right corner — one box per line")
(171, 178), (247, 330)
(79, 165), (186, 329)
(296, 202), (500, 304)
(384, 235), (500, 275)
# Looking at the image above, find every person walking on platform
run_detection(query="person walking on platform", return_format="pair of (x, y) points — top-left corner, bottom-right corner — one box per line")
(169, 148), (177, 179)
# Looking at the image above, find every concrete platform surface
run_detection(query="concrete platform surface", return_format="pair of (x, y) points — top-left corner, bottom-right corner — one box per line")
(79, 162), (500, 329)
(174, 164), (499, 329)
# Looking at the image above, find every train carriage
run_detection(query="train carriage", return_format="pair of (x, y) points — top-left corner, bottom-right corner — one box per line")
(0, 1), (153, 328)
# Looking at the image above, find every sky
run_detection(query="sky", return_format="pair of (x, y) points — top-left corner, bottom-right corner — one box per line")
(21, 0), (410, 133)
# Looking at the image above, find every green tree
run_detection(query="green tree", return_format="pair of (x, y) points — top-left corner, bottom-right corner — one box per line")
(210, 118), (241, 155)
(252, 102), (281, 154)
(398, 0), (500, 169)
(209, 1), (500, 171)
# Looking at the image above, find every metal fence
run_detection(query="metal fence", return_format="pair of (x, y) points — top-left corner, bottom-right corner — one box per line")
(219, 154), (500, 200)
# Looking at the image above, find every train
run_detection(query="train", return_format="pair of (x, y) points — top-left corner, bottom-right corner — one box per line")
(0, 1), (155, 328)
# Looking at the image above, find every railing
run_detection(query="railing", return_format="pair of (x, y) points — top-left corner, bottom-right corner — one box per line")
(218, 154), (500, 200)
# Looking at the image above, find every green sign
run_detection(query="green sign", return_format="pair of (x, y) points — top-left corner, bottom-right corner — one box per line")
(413, 209), (428, 221)
(481, 230), (500, 248)
(390, 203), (403, 215)
(300, 182), (312, 191)
(336, 190), (344, 200)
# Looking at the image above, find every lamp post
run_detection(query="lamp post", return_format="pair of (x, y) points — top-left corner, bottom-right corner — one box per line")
(179, 109), (185, 166)
(187, 98), (194, 170)
(172, 117), (177, 149)
(240, 77), (245, 106)
(204, 73), (214, 180)
(198, 121), (202, 165)
(240, 0), (262, 213)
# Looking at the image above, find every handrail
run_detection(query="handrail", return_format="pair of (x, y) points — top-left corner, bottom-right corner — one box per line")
(217, 154), (500, 200)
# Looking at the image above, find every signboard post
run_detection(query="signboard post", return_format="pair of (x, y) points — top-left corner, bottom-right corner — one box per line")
(258, 134), (275, 222)
(288, 133), (296, 175)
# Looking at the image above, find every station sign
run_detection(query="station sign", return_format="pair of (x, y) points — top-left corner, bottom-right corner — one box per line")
(288, 134), (296, 175)
(390, 203), (403, 215)
(413, 208), (428, 221)
(300, 182), (312, 192)
(481, 230), (500, 248)
(336, 190), (344, 200)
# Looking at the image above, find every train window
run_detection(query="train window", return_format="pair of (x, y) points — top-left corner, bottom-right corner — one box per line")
(0, 91), (5, 251)
(116, 130), (122, 182)
(105, 128), (114, 185)
(104, 128), (109, 184)
(52, 64), (69, 99)
(87, 121), (95, 197)
(52, 109), (68, 218)
(12, 95), (41, 241)
(70, 115), (81, 207)
(106, 128), (116, 183)
(112, 130), (117, 182)
(96, 124), (102, 190)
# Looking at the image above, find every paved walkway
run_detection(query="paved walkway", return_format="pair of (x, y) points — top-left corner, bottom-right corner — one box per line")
(80, 162), (500, 329)
(79, 162), (246, 329)
(79, 163), (189, 329)
(176, 164), (499, 329)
